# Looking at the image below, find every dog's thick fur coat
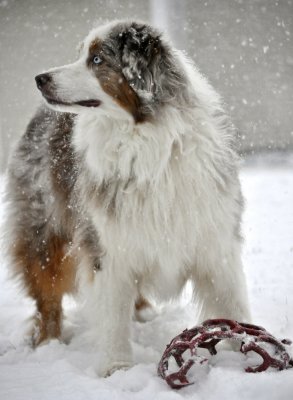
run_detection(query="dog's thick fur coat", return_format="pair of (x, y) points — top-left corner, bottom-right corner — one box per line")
(6, 20), (250, 376)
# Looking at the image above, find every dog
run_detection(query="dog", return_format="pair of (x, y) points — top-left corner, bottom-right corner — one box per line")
(5, 20), (250, 376)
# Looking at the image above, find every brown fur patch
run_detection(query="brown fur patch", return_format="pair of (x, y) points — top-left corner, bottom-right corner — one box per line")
(12, 235), (76, 345)
(88, 39), (145, 123)
(98, 65), (145, 123)
(135, 296), (152, 312)
(88, 39), (102, 57)
(134, 295), (153, 322)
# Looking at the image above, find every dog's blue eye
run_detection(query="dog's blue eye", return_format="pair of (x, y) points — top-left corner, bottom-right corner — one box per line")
(93, 55), (102, 65)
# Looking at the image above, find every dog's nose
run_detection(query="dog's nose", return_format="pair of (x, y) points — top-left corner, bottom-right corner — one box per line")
(35, 73), (51, 90)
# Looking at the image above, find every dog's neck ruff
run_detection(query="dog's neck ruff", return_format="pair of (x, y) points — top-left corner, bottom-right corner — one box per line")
(72, 107), (198, 188)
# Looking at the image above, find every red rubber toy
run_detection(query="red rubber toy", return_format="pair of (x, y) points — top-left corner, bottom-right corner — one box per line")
(158, 319), (293, 389)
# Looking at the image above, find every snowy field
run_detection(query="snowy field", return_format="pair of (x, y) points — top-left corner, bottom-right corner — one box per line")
(0, 160), (292, 400)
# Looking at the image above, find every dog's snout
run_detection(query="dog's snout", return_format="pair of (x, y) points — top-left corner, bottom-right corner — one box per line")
(35, 73), (51, 90)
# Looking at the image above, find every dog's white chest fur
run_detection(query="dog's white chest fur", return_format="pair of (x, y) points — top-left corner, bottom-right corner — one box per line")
(73, 108), (239, 299)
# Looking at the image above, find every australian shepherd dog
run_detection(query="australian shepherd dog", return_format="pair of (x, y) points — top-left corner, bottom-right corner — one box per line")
(6, 20), (250, 376)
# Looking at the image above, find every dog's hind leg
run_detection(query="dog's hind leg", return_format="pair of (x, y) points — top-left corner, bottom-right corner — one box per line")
(12, 234), (76, 346)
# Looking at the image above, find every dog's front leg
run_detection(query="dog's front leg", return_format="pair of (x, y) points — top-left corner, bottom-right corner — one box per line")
(91, 260), (135, 377)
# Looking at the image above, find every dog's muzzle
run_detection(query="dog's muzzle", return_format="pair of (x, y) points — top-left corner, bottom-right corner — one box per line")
(35, 73), (101, 108)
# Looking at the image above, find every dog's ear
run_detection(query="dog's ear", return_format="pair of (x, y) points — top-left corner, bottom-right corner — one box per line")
(119, 24), (164, 102)
(120, 25), (162, 63)
(117, 23), (186, 115)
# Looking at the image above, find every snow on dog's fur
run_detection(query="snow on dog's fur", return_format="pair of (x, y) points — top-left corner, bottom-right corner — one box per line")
(5, 20), (250, 376)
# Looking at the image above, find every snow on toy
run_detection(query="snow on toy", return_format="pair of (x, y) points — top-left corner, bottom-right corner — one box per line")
(158, 319), (293, 389)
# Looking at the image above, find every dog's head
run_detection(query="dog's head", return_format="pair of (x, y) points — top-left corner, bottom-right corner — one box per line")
(35, 20), (187, 123)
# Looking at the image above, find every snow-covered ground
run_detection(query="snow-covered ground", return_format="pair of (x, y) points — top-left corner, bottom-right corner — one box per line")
(0, 160), (292, 400)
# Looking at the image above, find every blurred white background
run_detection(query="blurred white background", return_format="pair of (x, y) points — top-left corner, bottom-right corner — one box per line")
(0, 0), (292, 171)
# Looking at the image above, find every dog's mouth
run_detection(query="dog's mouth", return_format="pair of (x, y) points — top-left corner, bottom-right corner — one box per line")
(44, 96), (101, 108)
(75, 100), (101, 107)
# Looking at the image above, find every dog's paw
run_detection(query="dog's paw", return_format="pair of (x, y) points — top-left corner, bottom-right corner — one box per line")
(27, 325), (50, 348)
(98, 360), (133, 377)
(26, 314), (61, 348)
